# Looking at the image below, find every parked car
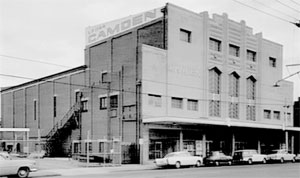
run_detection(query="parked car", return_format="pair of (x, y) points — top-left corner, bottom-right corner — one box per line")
(0, 154), (38, 178)
(204, 151), (233, 166)
(266, 149), (296, 163)
(154, 151), (203, 168)
(233, 149), (267, 164)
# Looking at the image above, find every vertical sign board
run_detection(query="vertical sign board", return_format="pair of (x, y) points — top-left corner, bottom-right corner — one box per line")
(85, 7), (164, 46)
(195, 140), (202, 156)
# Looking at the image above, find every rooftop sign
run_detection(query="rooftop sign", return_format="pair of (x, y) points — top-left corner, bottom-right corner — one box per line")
(86, 7), (163, 46)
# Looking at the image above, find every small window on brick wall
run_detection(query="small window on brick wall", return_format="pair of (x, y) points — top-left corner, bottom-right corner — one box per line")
(269, 57), (276, 67)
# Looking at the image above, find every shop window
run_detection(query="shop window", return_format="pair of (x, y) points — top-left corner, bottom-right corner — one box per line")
(99, 142), (104, 153)
(229, 102), (239, 119)
(171, 97), (183, 109)
(269, 57), (276, 67)
(274, 111), (280, 120)
(209, 67), (222, 94)
(229, 72), (239, 97)
(247, 50), (256, 62)
(246, 105), (256, 121)
(209, 100), (220, 117)
(180, 28), (191, 43)
(187, 99), (198, 111)
(264, 110), (271, 119)
(229, 44), (240, 57)
(209, 38), (222, 52)
(247, 76), (256, 100)
(148, 94), (162, 107)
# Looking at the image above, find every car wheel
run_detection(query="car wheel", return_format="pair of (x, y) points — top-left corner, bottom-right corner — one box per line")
(228, 160), (232, 166)
(292, 157), (296, 163)
(175, 161), (181, 169)
(262, 158), (267, 164)
(248, 159), (253, 165)
(280, 158), (284, 163)
(17, 167), (29, 178)
(196, 160), (201, 167)
(215, 161), (219, 166)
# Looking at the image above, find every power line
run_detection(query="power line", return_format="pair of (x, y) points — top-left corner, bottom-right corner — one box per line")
(0, 54), (73, 68)
(0, 73), (294, 107)
(232, 0), (292, 23)
(252, 0), (297, 20)
(275, 0), (300, 14)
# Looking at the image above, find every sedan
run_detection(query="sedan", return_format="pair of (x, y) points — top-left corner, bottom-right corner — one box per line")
(0, 154), (38, 178)
(154, 151), (203, 168)
(204, 151), (233, 166)
(267, 149), (296, 163)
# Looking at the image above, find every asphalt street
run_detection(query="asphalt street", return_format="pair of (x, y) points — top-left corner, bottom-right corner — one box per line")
(32, 163), (300, 178)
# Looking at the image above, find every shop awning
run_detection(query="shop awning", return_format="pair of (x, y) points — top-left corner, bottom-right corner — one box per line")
(143, 117), (300, 131)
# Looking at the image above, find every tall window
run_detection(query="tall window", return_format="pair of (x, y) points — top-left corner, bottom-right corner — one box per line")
(81, 100), (88, 112)
(53, 96), (57, 117)
(148, 94), (162, 107)
(247, 50), (256, 62)
(247, 76), (256, 100)
(209, 38), (222, 52)
(99, 97), (107, 110)
(246, 105), (255, 121)
(180, 29), (191, 43)
(187, 99), (198, 111)
(229, 72), (239, 97)
(33, 100), (37, 120)
(110, 95), (118, 108)
(209, 100), (220, 117)
(264, 110), (271, 119)
(171, 97), (183, 109)
(269, 57), (276, 67)
(229, 44), (240, 57)
(209, 67), (222, 94)
(229, 102), (239, 119)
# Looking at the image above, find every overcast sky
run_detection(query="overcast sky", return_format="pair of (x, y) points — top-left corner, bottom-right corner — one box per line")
(0, 0), (299, 101)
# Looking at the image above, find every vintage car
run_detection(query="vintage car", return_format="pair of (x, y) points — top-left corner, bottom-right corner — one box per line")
(267, 149), (296, 163)
(204, 151), (233, 166)
(154, 151), (203, 168)
(233, 149), (267, 164)
(0, 154), (38, 178)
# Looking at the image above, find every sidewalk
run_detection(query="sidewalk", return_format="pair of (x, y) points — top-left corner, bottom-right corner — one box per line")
(30, 158), (156, 177)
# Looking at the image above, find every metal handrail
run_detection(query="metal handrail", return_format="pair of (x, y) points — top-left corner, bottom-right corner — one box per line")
(46, 102), (81, 140)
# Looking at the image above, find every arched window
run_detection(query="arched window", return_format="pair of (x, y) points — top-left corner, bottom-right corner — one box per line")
(229, 72), (240, 97)
(246, 76), (256, 100)
(209, 67), (222, 94)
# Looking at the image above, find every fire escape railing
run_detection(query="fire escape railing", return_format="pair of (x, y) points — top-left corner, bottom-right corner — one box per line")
(45, 102), (81, 140)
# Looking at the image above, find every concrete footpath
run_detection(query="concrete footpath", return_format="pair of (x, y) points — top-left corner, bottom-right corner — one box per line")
(30, 158), (156, 177)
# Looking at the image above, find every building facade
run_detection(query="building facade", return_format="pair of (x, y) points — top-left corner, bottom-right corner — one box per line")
(1, 3), (299, 163)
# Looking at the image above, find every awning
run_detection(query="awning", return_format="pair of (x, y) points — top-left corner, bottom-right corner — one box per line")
(143, 117), (300, 131)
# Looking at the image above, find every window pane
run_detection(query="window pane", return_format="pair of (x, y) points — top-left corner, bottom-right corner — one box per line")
(247, 50), (256, 62)
(209, 38), (221, 52)
(148, 94), (162, 107)
(187, 99), (198, 111)
(172, 97), (183, 109)
(180, 29), (191, 43)
(229, 44), (240, 57)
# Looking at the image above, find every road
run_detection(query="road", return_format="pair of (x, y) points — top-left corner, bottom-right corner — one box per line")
(35, 163), (300, 178)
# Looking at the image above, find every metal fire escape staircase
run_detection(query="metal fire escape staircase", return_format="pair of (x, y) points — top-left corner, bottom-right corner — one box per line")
(44, 102), (82, 156)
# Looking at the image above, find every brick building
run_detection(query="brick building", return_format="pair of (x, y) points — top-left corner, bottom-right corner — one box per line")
(1, 3), (300, 164)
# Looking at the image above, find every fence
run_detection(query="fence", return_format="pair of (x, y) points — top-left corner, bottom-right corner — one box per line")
(72, 137), (121, 166)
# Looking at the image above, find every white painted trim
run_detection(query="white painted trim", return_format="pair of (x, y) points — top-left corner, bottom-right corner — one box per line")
(0, 128), (30, 132)
(98, 91), (120, 98)
(142, 117), (300, 131)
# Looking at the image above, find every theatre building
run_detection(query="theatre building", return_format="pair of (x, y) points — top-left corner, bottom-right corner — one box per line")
(1, 3), (299, 164)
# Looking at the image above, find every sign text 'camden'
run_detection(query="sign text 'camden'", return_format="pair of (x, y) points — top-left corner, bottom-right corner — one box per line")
(86, 8), (163, 46)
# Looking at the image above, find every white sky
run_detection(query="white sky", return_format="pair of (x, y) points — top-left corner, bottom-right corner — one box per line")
(0, 0), (299, 101)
